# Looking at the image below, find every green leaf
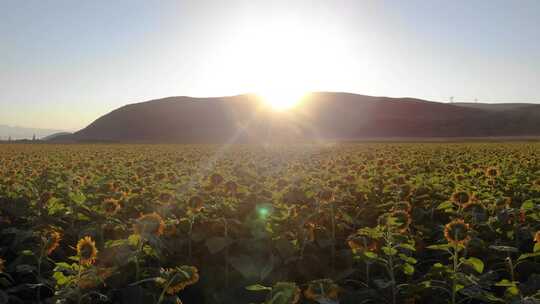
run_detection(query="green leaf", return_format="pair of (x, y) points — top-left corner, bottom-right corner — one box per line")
(382, 246), (398, 256)
(489, 245), (518, 253)
(364, 251), (378, 259)
(20, 250), (34, 256)
(69, 192), (86, 205)
(54, 262), (73, 271)
(433, 263), (444, 268)
(463, 257), (484, 273)
(521, 200), (534, 211)
(506, 286), (520, 296)
(427, 244), (451, 251)
(399, 253), (417, 264)
(246, 284), (272, 291)
(518, 251), (540, 261)
(402, 263), (415, 275)
(53, 271), (72, 286)
(437, 201), (454, 210)
(398, 243), (416, 252)
(128, 234), (141, 246)
(495, 279), (516, 287)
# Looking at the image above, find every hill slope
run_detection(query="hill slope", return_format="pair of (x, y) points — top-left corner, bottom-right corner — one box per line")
(53, 93), (540, 143)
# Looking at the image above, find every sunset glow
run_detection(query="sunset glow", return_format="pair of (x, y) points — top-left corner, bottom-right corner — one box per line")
(257, 89), (307, 110)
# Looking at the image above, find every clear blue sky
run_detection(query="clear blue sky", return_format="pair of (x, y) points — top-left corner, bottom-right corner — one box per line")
(1, 0), (539, 130)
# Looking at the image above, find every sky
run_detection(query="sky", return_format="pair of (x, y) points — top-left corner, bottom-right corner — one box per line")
(1, 0), (540, 131)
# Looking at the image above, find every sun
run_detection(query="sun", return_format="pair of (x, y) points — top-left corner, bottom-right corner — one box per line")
(257, 89), (307, 111)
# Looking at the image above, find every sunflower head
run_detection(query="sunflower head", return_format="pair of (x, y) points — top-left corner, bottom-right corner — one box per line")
(317, 189), (334, 204)
(77, 236), (98, 266)
(224, 181), (238, 194)
(209, 173), (224, 186)
(304, 279), (340, 301)
(157, 266), (199, 295)
(485, 167), (500, 178)
(102, 198), (121, 216)
(158, 192), (174, 203)
(347, 235), (379, 254)
(42, 229), (62, 256)
(134, 212), (165, 237)
(451, 191), (471, 206)
(266, 282), (301, 304)
(444, 219), (471, 246)
(188, 195), (204, 213)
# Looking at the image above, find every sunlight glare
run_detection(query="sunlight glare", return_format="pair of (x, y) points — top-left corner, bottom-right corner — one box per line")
(258, 89), (307, 111)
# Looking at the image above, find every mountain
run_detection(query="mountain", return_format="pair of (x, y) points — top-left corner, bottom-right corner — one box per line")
(41, 132), (73, 141)
(454, 102), (535, 112)
(0, 125), (65, 141)
(52, 93), (540, 143)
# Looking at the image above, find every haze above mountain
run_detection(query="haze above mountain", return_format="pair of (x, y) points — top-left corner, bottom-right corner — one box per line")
(51, 92), (540, 143)
(0, 125), (65, 141)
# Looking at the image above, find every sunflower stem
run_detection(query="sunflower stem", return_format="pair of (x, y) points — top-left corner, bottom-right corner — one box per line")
(451, 241), (459, 304)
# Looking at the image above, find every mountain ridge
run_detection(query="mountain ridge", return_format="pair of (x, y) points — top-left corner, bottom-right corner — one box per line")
(51, 92), (540, 143)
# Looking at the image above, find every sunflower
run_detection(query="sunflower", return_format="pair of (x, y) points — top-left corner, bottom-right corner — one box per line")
(347, 235), (379, 254)
(157, 266), (199, 295)
(158, 192), (174, 203)
(266, 282), (301, 304)
(134, 212), (165, 237)
(451, 190), (471, 206)
(209, 173), (224, 186)
(485, 167), (500, 178)
(101, 198), (121, 216)
(188, 195), (204, 213)
(42, 229), (62, 256)
(77, 236), (98, 266)
(317, 189), (334, 204)
(444, 219), (471, 246)
(224, 180), (238, 195)
(304, 279), (340, 302)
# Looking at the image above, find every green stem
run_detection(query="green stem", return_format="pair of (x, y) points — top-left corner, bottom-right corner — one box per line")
(388, 254), (396, 304)
(77, 263), (83, 304)
(223, 218), (229, 289)
(452, 243), (459, 304)
(188, 216), (194, 261)
(135, 238), (144, 281)
(330, 203), (336, 276)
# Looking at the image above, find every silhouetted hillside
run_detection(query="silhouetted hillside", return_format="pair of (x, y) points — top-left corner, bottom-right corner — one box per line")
(52, 93), (540, 143)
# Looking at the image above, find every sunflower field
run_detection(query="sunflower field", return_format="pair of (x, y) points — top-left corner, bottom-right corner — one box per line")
(0, 143), (539, 304)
